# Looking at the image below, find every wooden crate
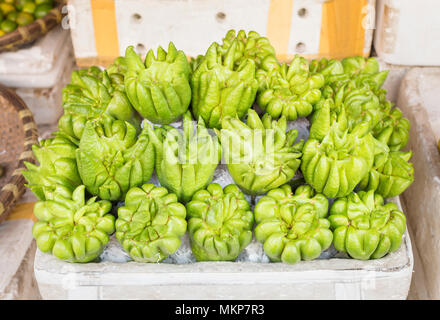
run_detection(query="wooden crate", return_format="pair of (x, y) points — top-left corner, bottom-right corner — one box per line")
(67, 0), (375, 67)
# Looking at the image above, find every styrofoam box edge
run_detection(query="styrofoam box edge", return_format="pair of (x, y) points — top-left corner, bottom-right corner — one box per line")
(0, 30), (72, 88)
(34, 196), (414, 299)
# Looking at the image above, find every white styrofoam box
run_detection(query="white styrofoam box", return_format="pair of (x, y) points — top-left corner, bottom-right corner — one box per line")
(398, 68), (440, 299)
(0, 241), (41, 300)
(374, 0), (440, 66)
(377, 57), (410, 103)
(12, 51), (76, 125)
(0, 218), (35, 298)
(34, 196), (413, 300)
(0, 26), (72, 88)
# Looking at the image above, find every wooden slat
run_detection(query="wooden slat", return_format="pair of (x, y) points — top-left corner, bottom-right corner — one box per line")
(266, 0), (294, 59)
(6, 202), (36, 222)
(90, 0), (120, 63)
(319, 0), (368, 59)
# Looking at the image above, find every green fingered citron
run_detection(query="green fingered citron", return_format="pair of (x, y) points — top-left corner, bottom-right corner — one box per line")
(22, 132), (81, 201)
(186, 183), (254, 261)
(32, 185), (115, 263)
(256, 55), (324, 121)
(59, 66), (139, 141)
(116, 184), (187, 262)
(255, 184), (332, 264)
(218, 29), (278, 72)
(124, 43), (191, 124)
(373, 106), (410, 151)
(329, 190), (406, 260)
(303, 101), (375, 198)
(359, 150), (414, 198)
(191, 41), (258, 129)
(147, 111), (221, 203)
(76, 115), (155, 201)
(220, 109), (303, 195)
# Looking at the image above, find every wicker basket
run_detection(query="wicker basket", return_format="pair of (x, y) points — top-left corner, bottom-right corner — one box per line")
(0, 84), (38, 224)
(0, 0), (65, 53)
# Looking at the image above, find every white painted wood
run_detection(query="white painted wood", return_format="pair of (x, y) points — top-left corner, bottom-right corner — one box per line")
(67, 0), (97, 59)
(114, 0), (270, 58)
(288, 0), (323, 55)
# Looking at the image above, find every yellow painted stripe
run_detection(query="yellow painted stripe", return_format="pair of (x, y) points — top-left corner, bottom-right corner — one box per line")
(90, 0), (120, 65)
(267, 0), (294, 58)
(319, 0), (368, 59)
(6, 202), (36, 222)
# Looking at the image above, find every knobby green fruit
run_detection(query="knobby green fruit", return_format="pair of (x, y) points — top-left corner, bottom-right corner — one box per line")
(303, 103), (375, 198)
(106, 56), (128, 77)
(116, 184), (187, 262)
(186, 183), (253, 261)
(359, 150), (414, 198)
(220, 109), (303, 195)
(342, 56), (381, 75)
(312, 56), (388, 91)
(329, 190), (406, 260)
(218, 29), (278, 72)
(256, 55), (324, 120)
(23, 133), (81, 200)
(76, 116), (154, 201)
(255, 184), (332, 264)
(341, 56), (389, 90)
(331, 83), (382, 132)
(189, 55), (205, 74)
(147, 111), (221, 203)
(32, 185), (115, 263)
(373, 107), (410, 151)
(310, 58), (344, 84)
(124, 43), (191, 124)
(59, 66), (139, 141)
(191, 41), (258, 129)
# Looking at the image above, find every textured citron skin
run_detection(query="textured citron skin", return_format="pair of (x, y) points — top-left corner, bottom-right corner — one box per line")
(220, 109), (303, 196)
(147, 111), (221, 204)
(59, 66), (139, 141)
(116, 184), (187, 263)
(191, 41), (258, 129)
(186, 183), (253, 261)
(124, 43), (191, 125)
(23, 133), (81, 201)
(329, 190), (406, 260)
(255, 184), (332, 264)
(256, 55), (324, 121)
(32, 185), (115, 263)
(359, 151), (414, 198)
(76, 115), (155, 201)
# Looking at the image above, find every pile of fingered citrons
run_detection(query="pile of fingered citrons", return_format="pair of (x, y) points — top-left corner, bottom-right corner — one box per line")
(24, 29), (414, 264)
(0, 0), (53, 36)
